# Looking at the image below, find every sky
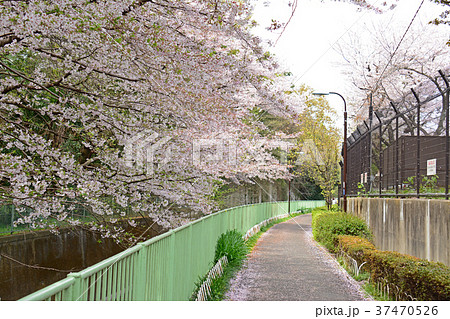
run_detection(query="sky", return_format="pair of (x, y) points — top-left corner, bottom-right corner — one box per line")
(250, 0), (447, 121)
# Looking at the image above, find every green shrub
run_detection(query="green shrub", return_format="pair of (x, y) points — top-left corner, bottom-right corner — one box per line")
(337, 235), (450, 300)
(214, 230), (247, 264)
(365, 250), (450, 301)
(311, 206), (328, 218)
(312, 211), (372, 252)
(337, 235), (375, 265)
(318, 212), (450, 301)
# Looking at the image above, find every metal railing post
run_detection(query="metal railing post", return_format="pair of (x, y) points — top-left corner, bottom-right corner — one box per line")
(133, 243), (147, 300)
(167, 232), (175, 300)
(67, 272), (82, 301)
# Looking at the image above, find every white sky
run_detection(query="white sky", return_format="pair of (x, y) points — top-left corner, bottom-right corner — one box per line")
(250, 0), (447, 122)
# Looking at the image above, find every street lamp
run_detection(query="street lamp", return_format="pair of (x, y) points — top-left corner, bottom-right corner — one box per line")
(312, 91), (347, 212)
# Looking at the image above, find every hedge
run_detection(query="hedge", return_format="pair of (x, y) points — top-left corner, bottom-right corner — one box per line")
(337, 235), (375, 265)
(365, 250), (450, 301)
(312, 211), (372, 252)
(314, 209), (450, 301)
(336, 235), (450, 301)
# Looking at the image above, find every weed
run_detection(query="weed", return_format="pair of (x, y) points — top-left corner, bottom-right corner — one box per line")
(191, 229), (248, 301)
(362, 282), (394, 301)
(214, 230), (247, 264)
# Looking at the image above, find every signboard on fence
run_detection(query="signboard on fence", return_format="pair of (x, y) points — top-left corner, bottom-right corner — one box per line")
(427, 159), (437, 176)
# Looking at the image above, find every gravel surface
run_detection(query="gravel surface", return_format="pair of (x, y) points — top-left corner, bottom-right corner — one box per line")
(225, 213), (372, 301)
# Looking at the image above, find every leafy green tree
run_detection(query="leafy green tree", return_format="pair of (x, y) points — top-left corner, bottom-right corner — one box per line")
(290, 86), (341, 209)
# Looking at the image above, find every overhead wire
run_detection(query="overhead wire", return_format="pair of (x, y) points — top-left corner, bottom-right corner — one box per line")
(371, 0), (426, 93)
(290, 0), (389, 86)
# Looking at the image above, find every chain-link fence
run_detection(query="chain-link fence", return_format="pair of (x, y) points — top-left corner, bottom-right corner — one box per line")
(0, 197), (150, 235)
(342, 70), (449, 199)
(0, 205), (20, 235)
(0, 202), (94, 235)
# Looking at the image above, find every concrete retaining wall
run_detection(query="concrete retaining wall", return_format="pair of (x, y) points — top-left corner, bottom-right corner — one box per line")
(347, 198), (450, 266)
(0, 217), (166, 300)
(0, 228), (123, 300)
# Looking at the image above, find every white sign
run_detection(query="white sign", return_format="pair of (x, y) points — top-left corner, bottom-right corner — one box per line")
(361, 173), (364, 184)
(427, 159), (437, 176)
(364, 172), (368, 183)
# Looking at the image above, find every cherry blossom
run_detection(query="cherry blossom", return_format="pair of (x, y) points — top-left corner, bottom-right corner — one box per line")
(0, 0), (303, 242)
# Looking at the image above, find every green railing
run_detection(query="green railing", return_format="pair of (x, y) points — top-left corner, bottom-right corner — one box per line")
(19, 200), (324, 301)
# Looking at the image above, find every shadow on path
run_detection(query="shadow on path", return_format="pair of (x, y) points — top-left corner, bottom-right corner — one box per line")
(225, 214), (369, 301)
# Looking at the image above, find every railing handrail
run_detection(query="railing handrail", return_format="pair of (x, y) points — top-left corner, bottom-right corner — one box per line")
(19, 200), (325, 301)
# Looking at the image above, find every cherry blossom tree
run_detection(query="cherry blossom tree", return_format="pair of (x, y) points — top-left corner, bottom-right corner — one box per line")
(0, 0), (302, 243)
(337, 21), (450, 137)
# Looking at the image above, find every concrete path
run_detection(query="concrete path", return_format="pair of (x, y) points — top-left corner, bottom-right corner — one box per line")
(225, 214), (369, 301)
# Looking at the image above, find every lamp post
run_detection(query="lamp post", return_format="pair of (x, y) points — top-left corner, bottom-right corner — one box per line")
(313, 92), (347, 212)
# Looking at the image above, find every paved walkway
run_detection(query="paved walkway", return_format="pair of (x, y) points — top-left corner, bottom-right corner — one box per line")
(225, 214), (369, 301)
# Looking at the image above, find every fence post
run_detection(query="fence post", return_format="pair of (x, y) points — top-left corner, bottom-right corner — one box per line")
(446, 88), (449, 200)
(439, 70), (449, 200)
(411, 89), (421, 197)
(445, 89), (450, 200)
(446, 89), (449, 200)
(368, 94), (373, 192)
(375, 111), (383, 195)
(288, 180), (291, 213)
(10, 205), (14, 234)
(390, 103), (400, 196)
